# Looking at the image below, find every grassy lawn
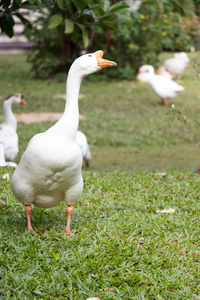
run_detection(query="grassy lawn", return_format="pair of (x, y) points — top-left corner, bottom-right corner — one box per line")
(0, 169), (200, 299)
(0, 51), (200, 171)
(0, 52), (200, 299)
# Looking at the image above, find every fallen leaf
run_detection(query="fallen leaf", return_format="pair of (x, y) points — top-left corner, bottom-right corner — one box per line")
(3, 173), (10, 180)
(129, 237), (144, 246)
(104, 288), (114, 291)
(52, 252), (60, 261)
(156, 208), (176, 214)
(149, 172), (167, 176)
(33, 290), (44, 295)
(86, 297), (100, 300)
(155, 172), (167, 176)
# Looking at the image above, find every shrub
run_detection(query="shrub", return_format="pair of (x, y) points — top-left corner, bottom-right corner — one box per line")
(25, 0), (199, 79)
(92, 0), (199, 80)
(25, 0), (129, 78)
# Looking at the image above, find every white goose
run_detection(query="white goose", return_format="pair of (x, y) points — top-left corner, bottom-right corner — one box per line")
(0, 94), (26, 167)
(163, 52), (189, 78)
(137, 65), (184, 107)
(76, 130), (92, 168)
(156, 66), (174, 79)
(11, 50), (116, 235)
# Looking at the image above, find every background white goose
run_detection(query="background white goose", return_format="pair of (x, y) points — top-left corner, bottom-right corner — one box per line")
(11, 50), (116, 235)
(156, 66), (174, 79)
(137, 65), (184, 107)
(163, 52), (189, 78)
(0, 93), (26, 167)
(76, 130), (92, 168)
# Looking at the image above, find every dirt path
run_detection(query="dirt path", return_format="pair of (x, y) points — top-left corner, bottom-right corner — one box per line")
(0, 94), (86, 124)
(12, 112), (86, 124)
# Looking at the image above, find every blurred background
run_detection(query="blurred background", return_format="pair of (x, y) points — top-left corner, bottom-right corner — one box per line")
(0, 0), (200, 172)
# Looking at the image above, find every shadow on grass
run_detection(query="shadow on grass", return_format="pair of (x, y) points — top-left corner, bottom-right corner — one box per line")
(0, 204), (79, 235)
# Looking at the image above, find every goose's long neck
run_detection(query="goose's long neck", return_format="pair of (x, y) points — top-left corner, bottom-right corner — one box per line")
(3, 100), (17, 130)
(56, 65), (82, 139)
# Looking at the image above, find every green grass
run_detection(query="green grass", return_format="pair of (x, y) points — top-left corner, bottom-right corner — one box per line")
(0, 169), (200, 299)
(0, 52), (200, 299)
(0, 52), (200, 171)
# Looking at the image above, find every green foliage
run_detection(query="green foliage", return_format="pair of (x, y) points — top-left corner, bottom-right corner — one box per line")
(48, 14), (63, 29)
(167, 105), (187, 124)
(25, 0), (129, 78)
(0, 1), (199, 80)
(0, 0), (36, 37)
(25, 0), (199, 79)
(93, 0), (199, 80)
(168, 0), (195, 16)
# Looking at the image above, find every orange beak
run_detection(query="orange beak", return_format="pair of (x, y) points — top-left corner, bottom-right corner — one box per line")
(20, 98), (26, 105)
(95, 50), (117, 69)
(137, 68), (141, 74)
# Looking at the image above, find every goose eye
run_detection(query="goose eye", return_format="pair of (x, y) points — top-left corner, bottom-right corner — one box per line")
(88, 54), (92, 57)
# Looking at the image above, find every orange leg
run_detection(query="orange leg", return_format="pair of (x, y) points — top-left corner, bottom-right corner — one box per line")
(25, 205), (37, 235)
(63, 205), (74, 236)
(162, 97), (170, 107)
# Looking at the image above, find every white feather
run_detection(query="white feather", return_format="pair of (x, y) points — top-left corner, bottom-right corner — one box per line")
(137, 65), (184, 99)
(76, 131), (92, 168)
(11, 51), (116, 234)
(163, 52), (189, 78)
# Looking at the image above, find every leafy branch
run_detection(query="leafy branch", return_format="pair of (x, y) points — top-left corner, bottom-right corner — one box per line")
(167, 105), (200, 127)
(0, 0), (37, 37)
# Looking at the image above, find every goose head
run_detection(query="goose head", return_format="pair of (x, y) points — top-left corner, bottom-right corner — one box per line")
(137, 65), (155, 83)
(5, 93), (26, 105)
(71, 50), (117, 78)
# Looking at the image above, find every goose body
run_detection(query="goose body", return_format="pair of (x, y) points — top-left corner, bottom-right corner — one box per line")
(0, 94), (26, 167)
(12, 131), (83, 209)
(76, 131), (92, 168)
(156, 66), (174, 79)
(163, 52), (189, 78)
(11, 51), (116, 235)
(137, 65), (184, 107)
